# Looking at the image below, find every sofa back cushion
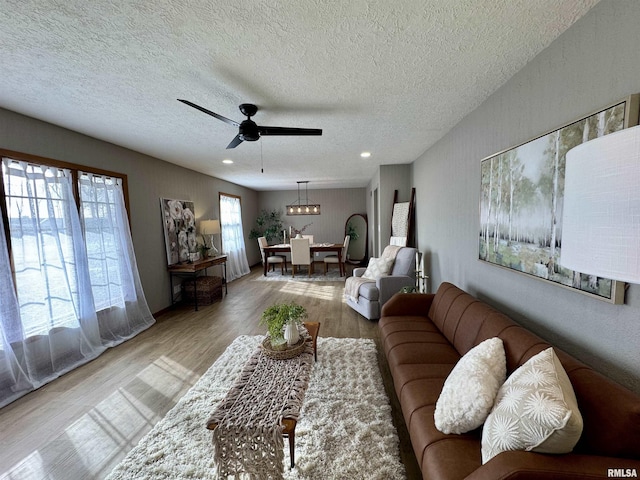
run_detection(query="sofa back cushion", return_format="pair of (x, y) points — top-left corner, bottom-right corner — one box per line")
(555, 350), (640, 459)
(428, 283), (548, 373)
(428, 281), (640, 460)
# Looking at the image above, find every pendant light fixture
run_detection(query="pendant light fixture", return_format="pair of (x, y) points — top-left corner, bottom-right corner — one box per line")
(286, 181), (321, 215)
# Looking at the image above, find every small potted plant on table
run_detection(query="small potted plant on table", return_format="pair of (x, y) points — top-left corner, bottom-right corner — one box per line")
(260, 302), (308, 351)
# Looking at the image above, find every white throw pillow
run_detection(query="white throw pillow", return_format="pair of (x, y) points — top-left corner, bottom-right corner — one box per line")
(362, 256), (394, 279)
(481, 347), (583, 464)
(434, 337), (506, 434)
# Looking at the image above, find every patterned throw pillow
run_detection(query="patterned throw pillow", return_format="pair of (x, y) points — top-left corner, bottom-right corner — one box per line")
(481, 347), (583, 464)
(362, 256), (394, 279)
(434, 337), (506, 434)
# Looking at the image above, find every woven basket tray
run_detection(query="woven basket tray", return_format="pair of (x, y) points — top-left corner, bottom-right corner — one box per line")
(261, 336), (306, 360)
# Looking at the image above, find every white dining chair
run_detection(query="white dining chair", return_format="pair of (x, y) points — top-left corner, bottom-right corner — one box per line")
(258, 237), (287, 274)
(324, 235), (350, 276)
(301, 234), (315, 263)
(290, 238), (312, 277)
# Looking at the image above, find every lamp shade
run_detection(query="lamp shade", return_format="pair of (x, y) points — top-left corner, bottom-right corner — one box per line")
(200, 219), (221, 235)
(561, 125), (640, 283)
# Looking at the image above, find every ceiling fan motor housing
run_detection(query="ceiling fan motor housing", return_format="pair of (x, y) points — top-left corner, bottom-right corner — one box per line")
(239, 119), (260, 141)
(239, 103), (258, 117)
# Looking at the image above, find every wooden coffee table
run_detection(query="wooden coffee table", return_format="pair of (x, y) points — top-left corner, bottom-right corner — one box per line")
(207, 322), (321, 472)
(303, 321), (320, 362)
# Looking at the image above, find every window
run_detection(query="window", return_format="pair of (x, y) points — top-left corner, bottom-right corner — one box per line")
(219, 193), (250, 281)
(0, 150), (154, 408)
(80, 172), (130, 311)
(2, 160), (83, 336)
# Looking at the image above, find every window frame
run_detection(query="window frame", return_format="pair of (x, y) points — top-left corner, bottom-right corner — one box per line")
(0, 148), (130, 276)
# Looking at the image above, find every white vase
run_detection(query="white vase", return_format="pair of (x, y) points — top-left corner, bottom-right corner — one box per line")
(284, 321), (300, 346)
(295, 233), (303, 239)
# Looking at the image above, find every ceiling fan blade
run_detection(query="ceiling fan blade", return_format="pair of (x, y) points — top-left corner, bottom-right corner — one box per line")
(258, 126), (322, 136)
(226, 134), (244, 149)
(177, 99), (240, 127)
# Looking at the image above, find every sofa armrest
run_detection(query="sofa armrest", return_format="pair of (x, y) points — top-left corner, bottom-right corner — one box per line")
(465, 451), (640, 480)
(353, 267), (366, 277)
(377, 275), (416, 306)
(381, 292), (435, 317)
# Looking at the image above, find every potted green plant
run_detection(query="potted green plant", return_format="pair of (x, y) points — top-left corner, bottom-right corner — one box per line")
(249, 209), (284, 243)
(346, 222), (359, 241)
(260, 302), (308, 350)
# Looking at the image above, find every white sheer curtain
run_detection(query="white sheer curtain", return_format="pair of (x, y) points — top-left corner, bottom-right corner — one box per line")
(79, 172), (155, 344)
(219, 194), (250, 282)
(1, 160), (105, 406)
(0, 159), (155, 407)
(0, 207), (33, 408)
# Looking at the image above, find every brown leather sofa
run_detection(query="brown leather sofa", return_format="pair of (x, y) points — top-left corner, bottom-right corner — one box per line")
(379, 282), (640, 479)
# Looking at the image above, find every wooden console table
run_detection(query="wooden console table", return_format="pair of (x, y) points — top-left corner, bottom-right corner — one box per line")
(168, 255), (227, 311)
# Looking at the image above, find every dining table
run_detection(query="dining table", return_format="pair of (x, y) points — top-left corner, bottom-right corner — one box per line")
(262, 243), (345, 276)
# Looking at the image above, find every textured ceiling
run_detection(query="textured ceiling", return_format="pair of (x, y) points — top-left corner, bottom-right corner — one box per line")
(0, 0), (599, 191)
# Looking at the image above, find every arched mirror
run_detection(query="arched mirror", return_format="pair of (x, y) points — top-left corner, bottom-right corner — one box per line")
(345, 213), (368, 265)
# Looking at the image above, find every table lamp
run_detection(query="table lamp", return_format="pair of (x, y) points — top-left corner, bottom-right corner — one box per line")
(200, 219), (221, 256)
(561, 124), (640, 285)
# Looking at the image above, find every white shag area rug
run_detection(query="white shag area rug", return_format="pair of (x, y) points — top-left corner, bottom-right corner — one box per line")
(106, 335), (406, 480)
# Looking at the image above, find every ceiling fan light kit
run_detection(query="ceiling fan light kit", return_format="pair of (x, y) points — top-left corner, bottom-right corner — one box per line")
(287, 181), (320, 216)
(178, 100), (322, 149)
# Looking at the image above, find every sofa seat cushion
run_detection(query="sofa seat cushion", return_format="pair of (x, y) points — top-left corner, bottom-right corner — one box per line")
(357, 281), (380, 301)
(423, 437), (481, 480)
(383, 330), (452, 359)
(400, 377), (446, 420)
(407, 404), (481, 479)
(387, 340), (460, 367)
(391, 363), (456, 381)
(391, 363), (456, 400)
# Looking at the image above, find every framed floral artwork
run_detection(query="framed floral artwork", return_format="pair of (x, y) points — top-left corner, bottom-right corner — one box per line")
(161, 198), (196, 265)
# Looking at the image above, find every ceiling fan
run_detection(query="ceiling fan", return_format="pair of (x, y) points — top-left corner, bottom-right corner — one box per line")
(178, 99), (323, 149)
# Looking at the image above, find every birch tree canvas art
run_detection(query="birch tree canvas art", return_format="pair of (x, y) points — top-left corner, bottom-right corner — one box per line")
(479, 99), (635, 303)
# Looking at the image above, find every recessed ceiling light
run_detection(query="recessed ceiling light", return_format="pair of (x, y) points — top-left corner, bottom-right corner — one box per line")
(360, 152), (371, 158)
(222, 159), (234, 164)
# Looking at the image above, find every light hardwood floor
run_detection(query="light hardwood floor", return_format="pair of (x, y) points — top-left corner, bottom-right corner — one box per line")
(0, 264), (421, 480)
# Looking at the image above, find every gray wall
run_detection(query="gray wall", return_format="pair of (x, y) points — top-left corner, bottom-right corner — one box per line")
(412, 0), (640, 393)
(0, 108), (260, 313)
(367, 164), (412, 257)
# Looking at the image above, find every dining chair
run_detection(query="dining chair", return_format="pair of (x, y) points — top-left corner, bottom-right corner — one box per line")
(290, 238), (313, 277)
(301, 234), (315, 263)
(324, 235), (350, 276)
(258, 237), (287, 274)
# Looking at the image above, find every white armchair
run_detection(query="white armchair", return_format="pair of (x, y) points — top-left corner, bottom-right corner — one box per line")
(346, 247), (417, 320)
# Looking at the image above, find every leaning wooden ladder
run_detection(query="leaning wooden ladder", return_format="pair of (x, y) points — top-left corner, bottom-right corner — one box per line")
(390, 187), (415, 247)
